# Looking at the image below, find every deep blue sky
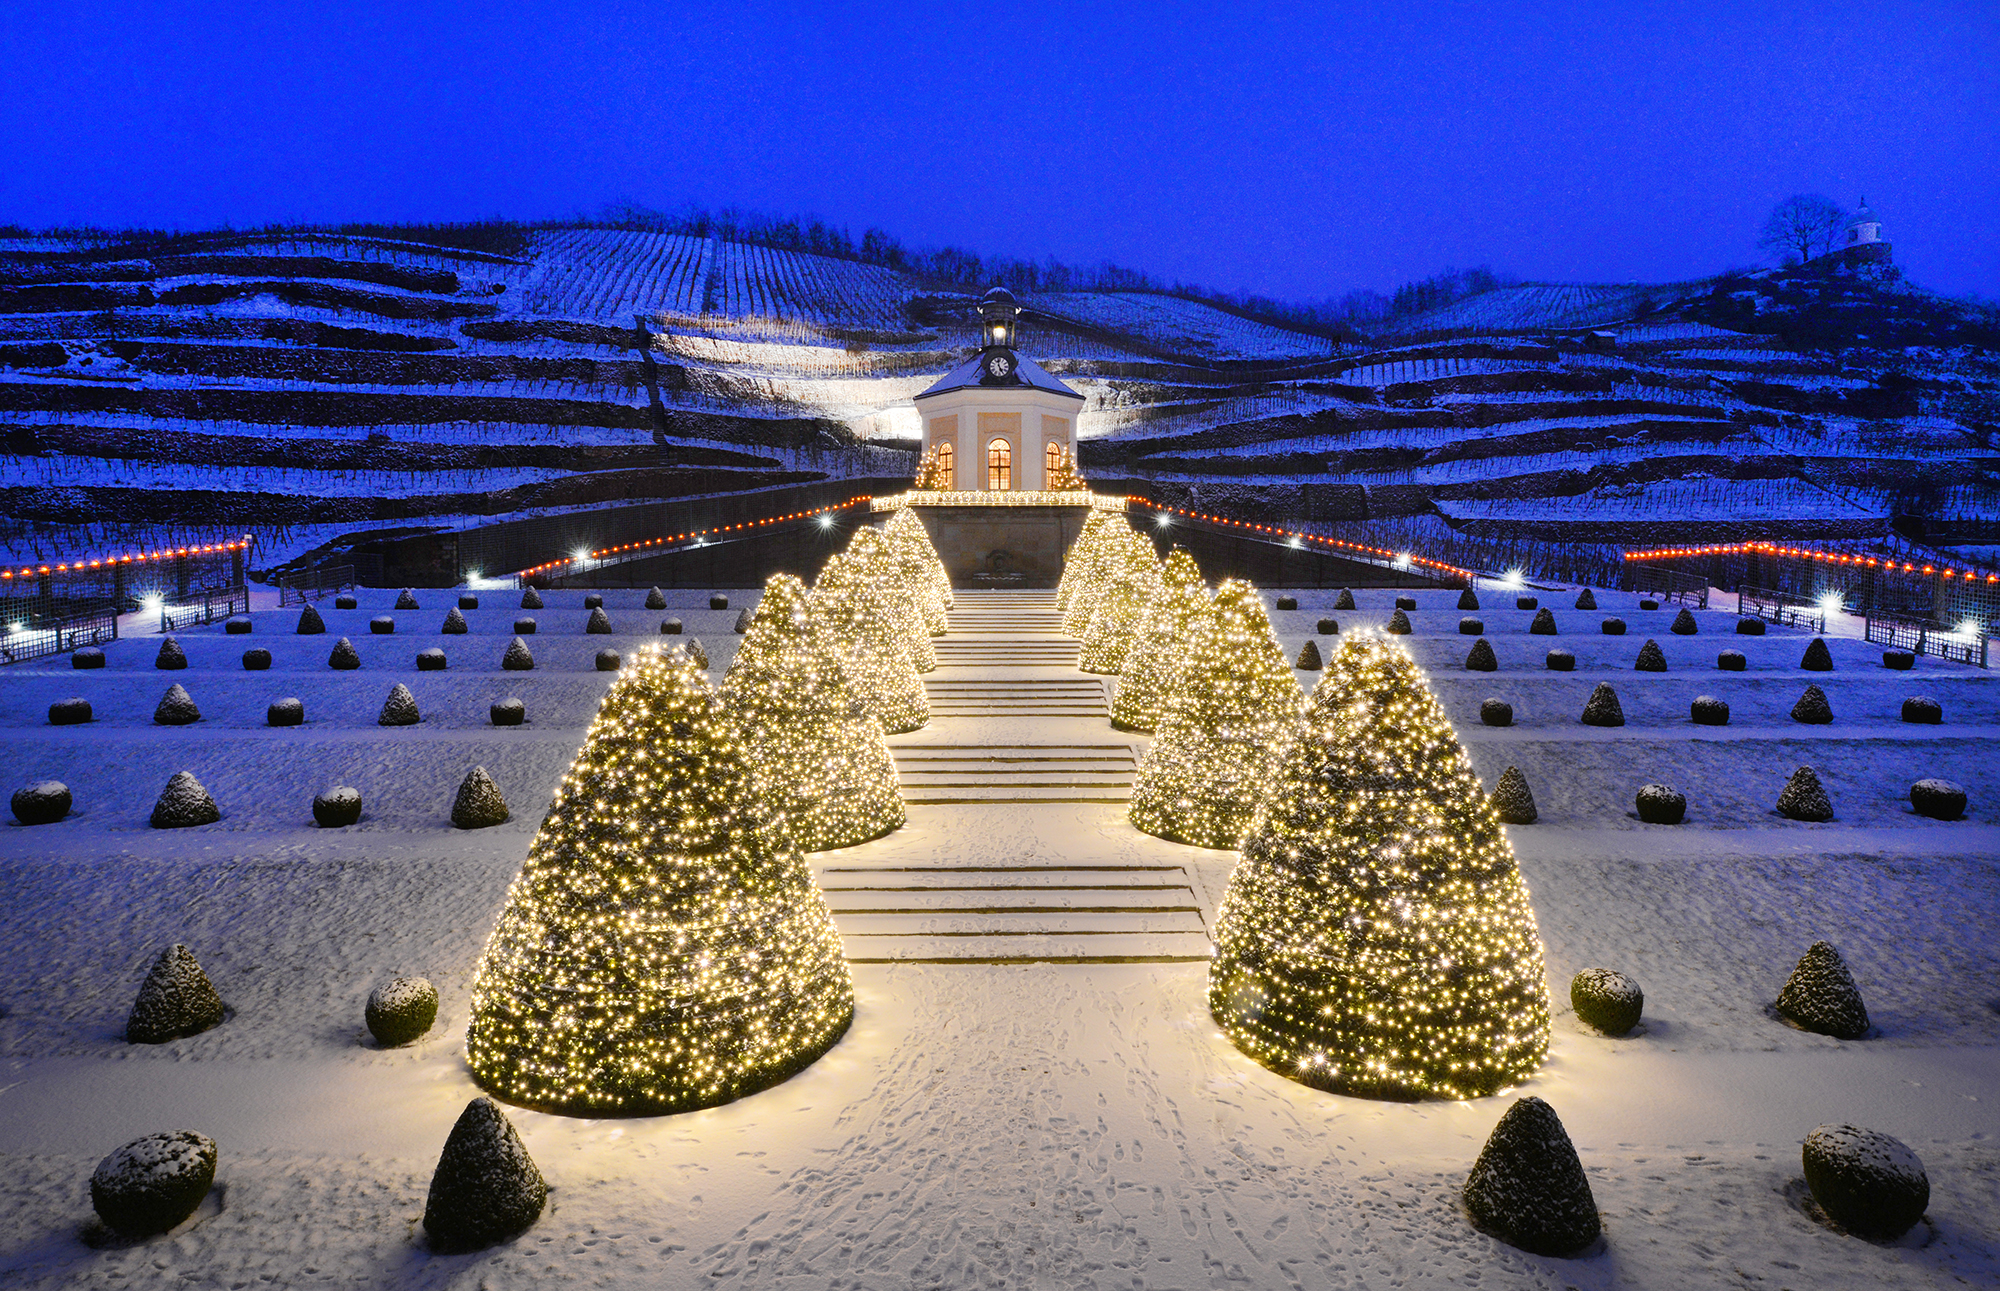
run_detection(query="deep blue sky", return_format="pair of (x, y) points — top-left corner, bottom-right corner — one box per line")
(2, 1), (1993, 300)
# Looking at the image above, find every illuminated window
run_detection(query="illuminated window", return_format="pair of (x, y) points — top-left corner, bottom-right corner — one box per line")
(935, 441), (954, 486)
(1045, 440), (1064, 479)
(987, 439), (1012, 491)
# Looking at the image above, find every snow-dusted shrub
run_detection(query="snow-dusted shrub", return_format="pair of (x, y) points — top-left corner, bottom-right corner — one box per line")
(334, 595), (358, 610)
(1573, 589), (1596, 610)
(1579, 682), (1623, 726)
(1545, 649), (1575, 671)
(369, 615), (395, 635)
(395, 589), (419, 611)
(126, 944), (225, 1042)
(1791, 684), (1833, 724)
(1317, 616), (1338, 634)
(1635, 783), (1686, 824)
(1458, 589), (1480, 611)
(328, 637), (361, 669)
(1275, 595), (1297, 610)
(1460, 617), (1484, 635)
(1881, 649), (1915, 670)
(1465, 638), (1497, 671)
(1570, 969), (1642, 1035)
(1633, 639), (1667, 671)
(267, 697), (304, 727)
(224, 615), (251, 636)
(1386, 608), (1412, 634)
(378, 683), (421, 726)
(709, 593), (729, 610)
(416, 648), (448, 671)
(1516, 596), (1539, 611)
(595, 648), (622, 672)
(49, 697), (92, 725)
(154, 637), (187, 670)
(1492, 765), (1535, 820)
(501, 638), (535, 671)
(90, 1130), (216, 1237)
(1462, 1097), (1600, 1257)
(512, 616), (536, 635)
(1900, 695), (1941, 724)
(733, 607), (753, 634)
(1480, 697), (1513, 727)
(72, 646), (106, 669)
(686, 637), (710, 669)
(423, 1098), (547, 1252)
(1736, 617), (1765, 635)
(1529, 608), (1557, 635)
(1717, 649), (1747, 671)
(154, 684), (200, 726)
(452, 767), (509, 828)
(645, 587), (667, 610)
(366, 976), (438, 1047)
(660, 617), (683, 634)
(458, 594), (479, 610)
(520, 587), (544, 610)
(490, 698), (526, 726)
(1670, 607), (1698, 635)
(313, 786), (361, 827)
(1600, 617), (1626, 636)
(1394, 595), (1417, 611)
(1776, 766), (1833, 820)
(1909, 779), (1967, 820)
(1295, 639), (1322, 670)
(585, 606), (614, 634)
(1638, 599), (1659, 611)
(11, 780), (71, 825)
(1775, 940), (1868, 1037)
(1690, 695), (1729, 725)
(1802, 1125), (1929, 1240)
(1334, 589), (1355, 610)
(241, 648), (271, 670)
(1800, 637), (1834, 671)
(297, 604), (326, 634)
(442, 607), (468, 635)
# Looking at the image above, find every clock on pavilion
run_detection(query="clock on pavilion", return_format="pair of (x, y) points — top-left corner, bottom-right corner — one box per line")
(913, 286), (1084, 491)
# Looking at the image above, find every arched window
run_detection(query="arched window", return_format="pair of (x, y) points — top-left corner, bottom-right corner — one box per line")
(935, 441), (954, 487)
(1045, 440), (1064, 480)
(987, 438), (1012, 491)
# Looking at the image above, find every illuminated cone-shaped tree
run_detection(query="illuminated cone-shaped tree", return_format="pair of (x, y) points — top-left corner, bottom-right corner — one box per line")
(883, 509), (949, 634)
(820, 532), (936, 672)
(1129, 580), (1304, 848)
(1046, 443), (1088, 491)
(1111, 547), (1210, 732)
(722, 574), (905, 850)
(912, 442), (952, 490)
(1208, 632), (1552, 1099)
(1063, 521), (1142, 636)
(807, 581), (929, 734)
(466, 646), (855, 1115)
(1055, 511), (1112, 615)
(1079, 543), (1162, 674)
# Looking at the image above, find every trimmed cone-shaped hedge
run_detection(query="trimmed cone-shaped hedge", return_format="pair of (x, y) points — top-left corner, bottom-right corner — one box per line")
(1492, 765), (1536, 823)
(1208, 634), (1550, 1099)
(885, 506), (952, 633)
(1079, 562), (1160, 675)
(297, 604), (326, 634)
(585, 606), (614, 635)
(442, 607), (469, 635)
(520, 587), (544, 610)
(1386, 608), (1412, 634)
(154, 683), (200, 726)
(151, 771), (219, 828)
(423, 1098), (546, 1252)
(501, 637), (535, 671)
(1295, 639), (1322, 670)
(721, 574), (905, 851)
(467, 646), (854, 1114)
(1458, 589), (1480, 610)
(686, 637), (710, 669)
(1110, 547), (1209, 733)
(819, 532), (936, 672)
(155, 637), (188, 670)
(395, 589), (420, 611)
(1791, 684), (1833, 724)
(127, 944), (225, 1043)
(732, 607), (753, 635)
(328, 637), (361, 670)
(1670, 607), (1699, 635)
(1580, 682), (1624, 727)
(1464, 1097), (1601, 1257)
(1802, 1125), (1929, 1240)
(378, 683), (421, 726)
(1634, 639), (1667, 671)
(1801, 636), (1834, 671)
(1130, 580), (1302, 849)
(1573, 589), (1597, 610)
(91, 1131), (216, 1238)
(1775, 940), (1869, 1038)
(806, 581), (928, 734)
(451, 767), (510, 829)
(1334, 588), (1356, 611)
(1055, 510), (1112, 615)
(1465, 638), (1497, 671)
(645, 587), (667, 610)
(1776, 765), (1834, 820)
(1529, 608), (1557, 635)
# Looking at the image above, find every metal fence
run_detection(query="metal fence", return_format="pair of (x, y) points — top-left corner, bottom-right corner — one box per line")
(0, 600), (119, 665)
(160, 585), (249, 633)
(1865, 615), (1990, 669)
(1738, 585), (1826, 633)
(277, 563), (357, 606)
(1627, 566), (1709, 609)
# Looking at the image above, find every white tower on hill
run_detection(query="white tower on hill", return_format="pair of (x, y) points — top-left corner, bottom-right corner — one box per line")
(1845, 198), (1882, 247)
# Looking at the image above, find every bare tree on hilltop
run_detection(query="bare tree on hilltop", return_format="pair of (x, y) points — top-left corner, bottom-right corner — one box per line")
(1758, 194), (1847, 268)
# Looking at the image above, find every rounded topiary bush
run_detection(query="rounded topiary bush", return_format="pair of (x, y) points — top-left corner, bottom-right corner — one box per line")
(441, 607), (468, 635)
(154, 684), (200, 726)
(369, 615), (395, 636)
(224, 615), (252, 635)
(645, 587), (667, 610)
(267, 697), (304, 727)
(1316, 616), (1338, 634)
(154, 637), (187, 670)
(1580, 682), (1624, 727)
(1775, 940), (1868, 1038)
(1600, 617), (1626, 636)
(328, 637), (361, 670)
(1295, 639), (1322, 670)
(1736, 616), (1766, 635)
(451, 766), (509, 829)
(1570, 968), (1643, 1035)
(1900, 695), (1941, 724)
(1334, 589), (1356, 610)
(1633, 639), (1667, 671)
(416, 648), (448, 672)
(126, 944), (225, 1042)
(12, 780), (72, 825)
(423, 1097), (546, 1253)
(583, 593), (603, 609)
(1545, 649), (1575, 672)
(1802, 1125), (1929, 1240)
(90, 1131), (217, 1238)
(1275, 595), (1298, 611)
(296, 604), (326, 635)
(1529, 607), (1557, 635)
(1635, 783), (1686, 824)
(1479, 697), (1513, 727)
(1717, 649), (1747, 671)
(501, 637), (535, 671)
(1881, 648), (1915, 670)
(366, 976), (438, 1047)
(1491, 765), (1535, 822)
(520, 587), (544, 610)
(458, 594), (479, 610)
(595, 648), (622, 672)
(1791, 684), (1833, 724)
(660, 617), (683, 635)
(1463, 1097), (1600, 1257)
(49, 697), (92, 725)
(709, 593), (729, 610)
(313, 786), (362, 827)
(395, 589), (420, 611)
(334, 594), (358, 610)
(1800, 637), (1834, 671)
(1909, 779), (1967, 820)
(1776, 765), (1834, 821)
(1516, 596), (1539, 611)
(1690, 695), (1730, 726)
(1386, 608), (1412, 634)
(1465, 638), (1497, 671)
(241, 647), (271, 670)
(490, 697), (526, 727)
(585, 606), (614, 634)
(1573, 588), (1597, 610)
(73, 646), (107, 669)
(1394, 595), (1417, 611)
(1670, 607), (1698, 635)
(1638, 598), (1660, 611)
(151, 771), (220, 829)
(1460, 617), (1484, 636)
(512, 616), (537, 635)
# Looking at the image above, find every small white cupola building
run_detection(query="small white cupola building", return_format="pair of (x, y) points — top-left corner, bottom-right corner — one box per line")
(1845, 197), (1882, 247)
(913, 286), (1084, 492)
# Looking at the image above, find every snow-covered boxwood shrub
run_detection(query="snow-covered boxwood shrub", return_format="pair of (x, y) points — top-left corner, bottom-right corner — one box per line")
(1317, 616), (1338, 634)
(1791, 684), (1833, 724)
(154, 638), (187, 670)
(328, 637), (361, 669)
(1516, 596), (1538, 611)
(1775, 940), (1868, 1038)
(90, 1131), (216, 1238)
(11, 780), (71, 825)
(369, 615), (395, 635)
(1573, 589), (1596, 610)
(1480, 697), (1513, 727)
(1491, 765), (1535, 821)
(241, 648), (271, 670)
(1545, 649), (1575, 671)
(1600, 617), (1626, 636)
(1800, 637), (1834, 671)
(490, 698), (526, 726)
(1881, 648), (1915, 670)
(1736, 616), (1765, 635)
(1717, 649), (1747, 671)
(1802, 1125), (1928, 1240)
(72, 646), (107, 669)
(423, 1098), (546, 1252)
(366, 976), (438, 1047)
(224, 615), (251, 636)
(1579, 682), (1624, 726)
(709, 593), (729, 610)
(1635, 783), (1686, 824)
(49, 697), (92, 725)
(1900, 695), (1941, 724)
(126, 944), (225, 1042)
(1776, 766), (1834, 820)
(1690, 695), (1729, 725)
(1462, 1097), (1600, 1257)
(1461, 617), (1484, 636)
(1275, 595), (1298, 611)
(416, 648), (448, 672)
(451, 767), (509, 828)
(1529, 608), (1557, 635)
(313, 786), (361, 826)
(660, 618), (683, 634)
(1633, 639), (1667, 671)
(267, 697), (304, 727)
(1570, 969), (1642, 1035)
(1909, 779), (1966, 820)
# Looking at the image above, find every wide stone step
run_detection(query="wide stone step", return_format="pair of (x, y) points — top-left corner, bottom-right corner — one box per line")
(838, 930), (1212, 964)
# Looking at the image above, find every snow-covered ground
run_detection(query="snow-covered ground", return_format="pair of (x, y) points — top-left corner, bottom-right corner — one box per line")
(0, 585), (1994, 1288)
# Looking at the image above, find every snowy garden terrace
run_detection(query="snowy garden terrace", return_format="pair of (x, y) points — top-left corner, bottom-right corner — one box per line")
(0, 568), (1995, 1284)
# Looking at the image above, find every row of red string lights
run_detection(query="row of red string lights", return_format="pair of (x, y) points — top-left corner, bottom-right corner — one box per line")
(3, 538), (253, 582)
(1122, 496), (1478, 580)
(515, 497), (874, 578)
(1624, 540), (2000, 584)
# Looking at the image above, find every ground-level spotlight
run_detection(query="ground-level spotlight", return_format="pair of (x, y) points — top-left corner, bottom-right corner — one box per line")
(1817, 590), (1847, 616)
